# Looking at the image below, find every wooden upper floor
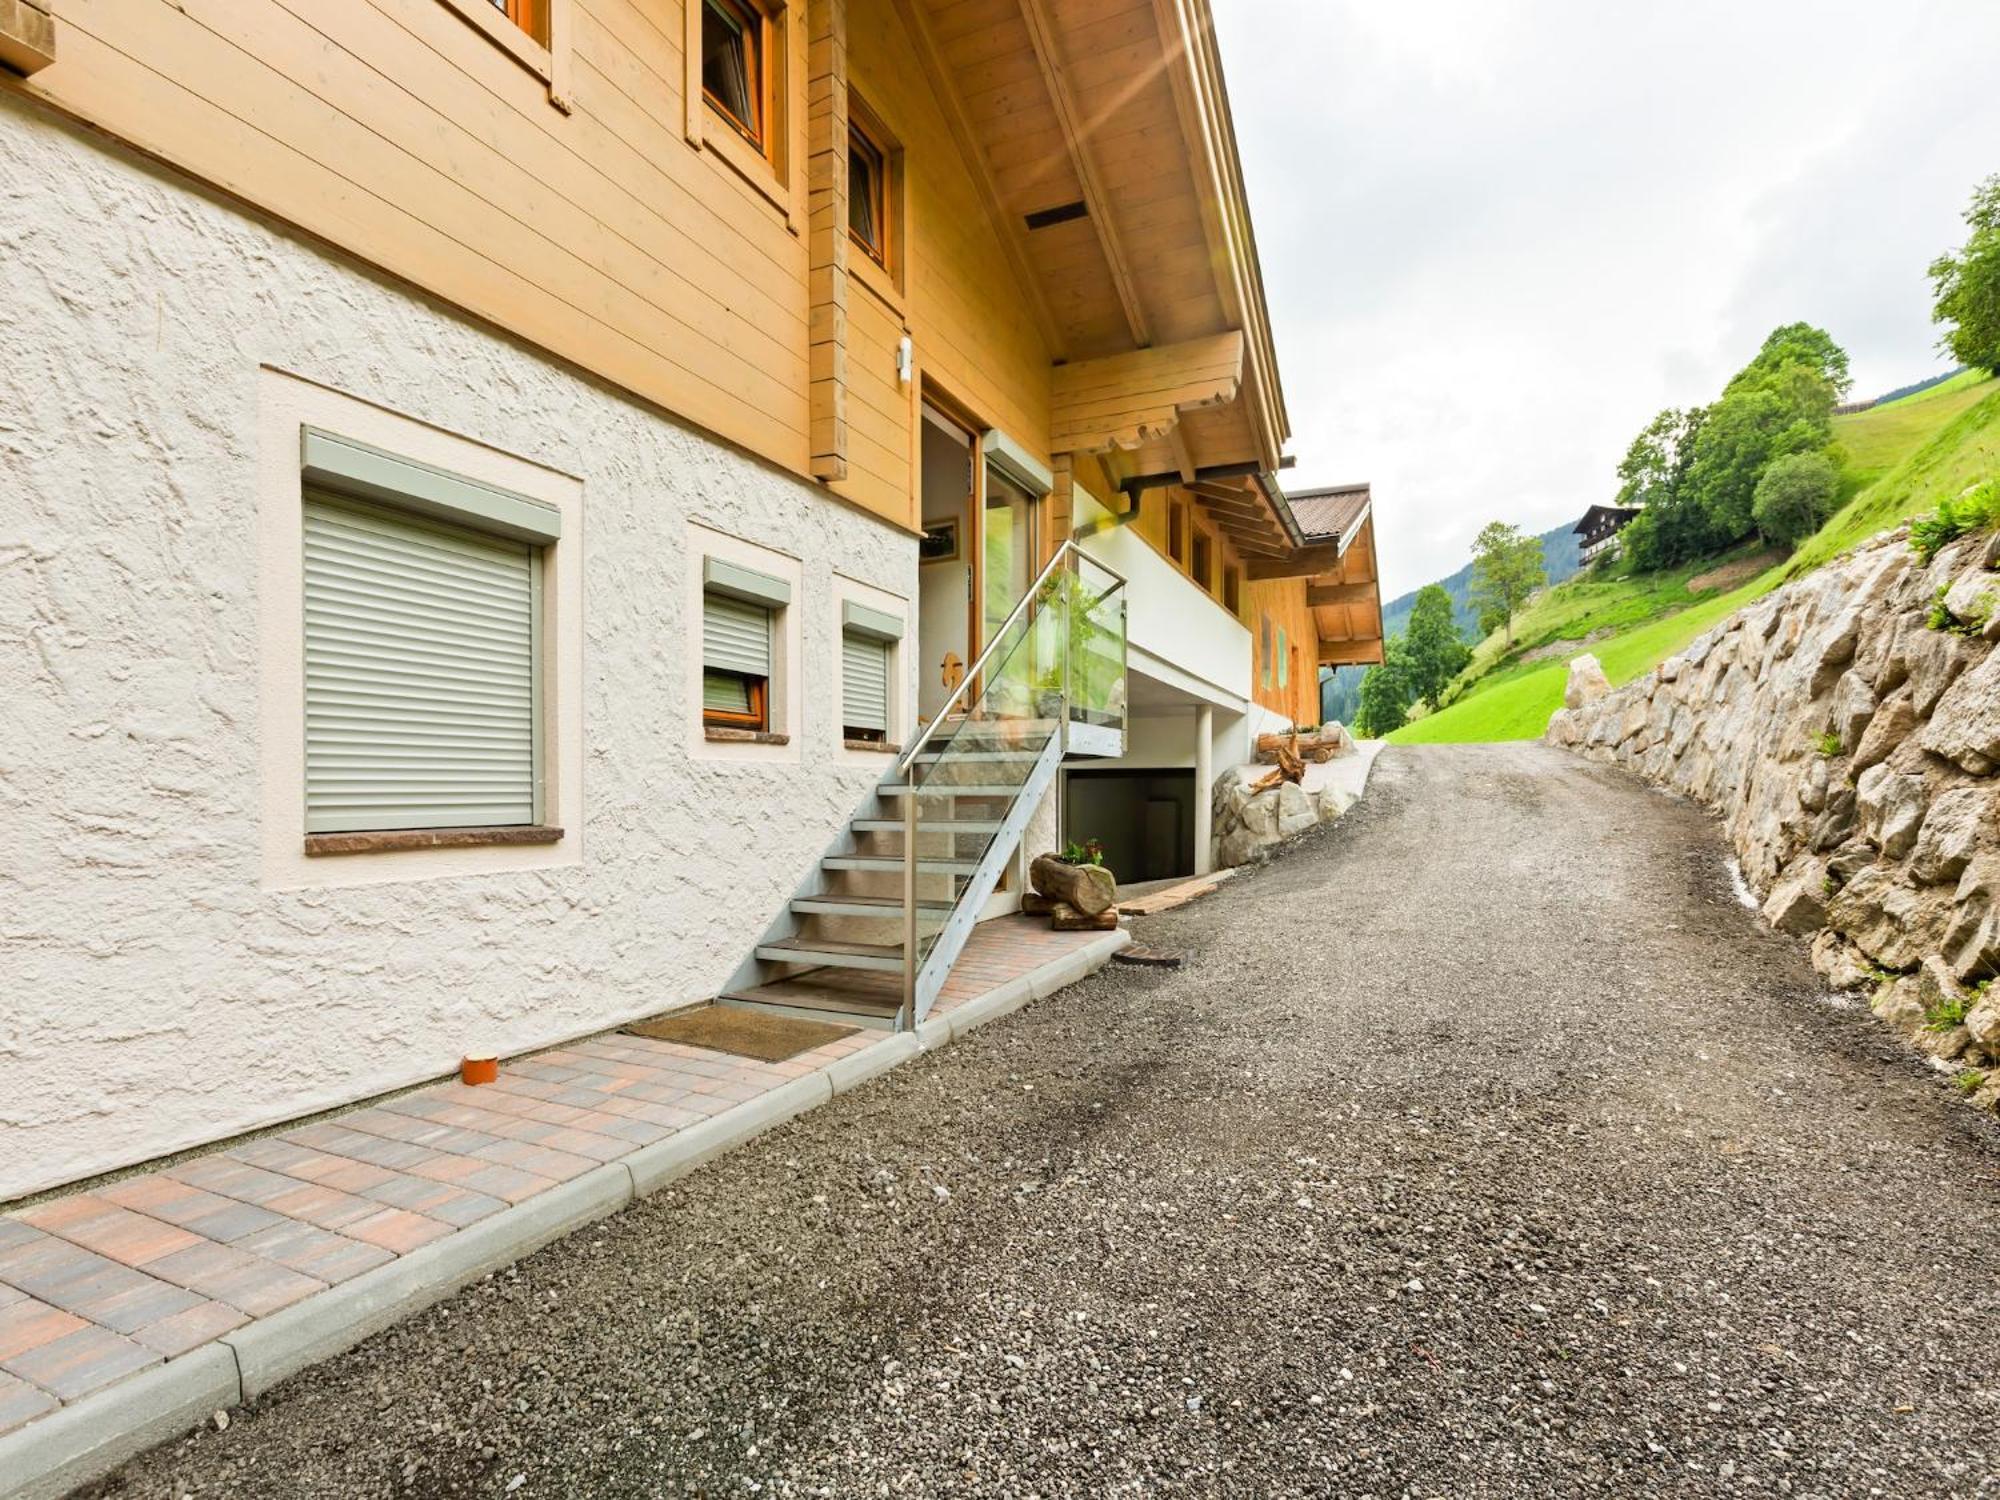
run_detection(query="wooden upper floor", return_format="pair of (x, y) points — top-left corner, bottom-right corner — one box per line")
(4, 0), (1291, 538)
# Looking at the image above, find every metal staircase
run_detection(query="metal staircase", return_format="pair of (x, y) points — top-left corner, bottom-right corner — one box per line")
(717, 542), (1127, 1032)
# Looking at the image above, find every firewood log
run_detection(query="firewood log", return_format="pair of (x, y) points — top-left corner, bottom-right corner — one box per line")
(1048, 900), (1119, 931)
(1029, 853), (1116, 916)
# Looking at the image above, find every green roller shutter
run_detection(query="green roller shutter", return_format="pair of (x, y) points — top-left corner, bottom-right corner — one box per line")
(842, 631), (890, 734)
(703, 592), (772, 679)
(303, 492), (540, 833)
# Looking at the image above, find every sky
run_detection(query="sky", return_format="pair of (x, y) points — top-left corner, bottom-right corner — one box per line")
(1211, 1), (2000, 601)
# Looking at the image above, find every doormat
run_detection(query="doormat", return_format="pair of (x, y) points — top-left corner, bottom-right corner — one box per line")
(623, 1006), (857, 1063)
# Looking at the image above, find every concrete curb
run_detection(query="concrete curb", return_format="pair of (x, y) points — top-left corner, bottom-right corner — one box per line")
(0, 932), (1130, 1500)
(624, 1074), (832, 1197)
(825, 1034), (919, 1093)
(0, 1345), (238, 1500)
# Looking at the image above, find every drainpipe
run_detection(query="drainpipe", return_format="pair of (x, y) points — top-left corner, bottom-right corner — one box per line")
(1193, 702), (1214, 875)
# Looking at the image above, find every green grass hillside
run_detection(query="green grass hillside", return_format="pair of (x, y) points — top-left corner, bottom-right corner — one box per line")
(1388, 374), (2000, 746)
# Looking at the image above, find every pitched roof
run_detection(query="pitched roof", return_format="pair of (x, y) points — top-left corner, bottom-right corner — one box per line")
(1286, 484), (1372, 545)
(1572, 505), (1640, 536)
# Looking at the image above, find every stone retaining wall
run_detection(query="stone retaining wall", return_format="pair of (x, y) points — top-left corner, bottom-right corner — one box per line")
(1547, 525), (2000, 1105)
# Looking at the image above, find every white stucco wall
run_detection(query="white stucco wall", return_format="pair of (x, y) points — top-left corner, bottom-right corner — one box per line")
(0, 99), (917, 1200)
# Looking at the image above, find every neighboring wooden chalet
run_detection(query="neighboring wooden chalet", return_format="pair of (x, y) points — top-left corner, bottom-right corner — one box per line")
(1574, 504), (1641, 564)
(0, 0), (1379, 1202)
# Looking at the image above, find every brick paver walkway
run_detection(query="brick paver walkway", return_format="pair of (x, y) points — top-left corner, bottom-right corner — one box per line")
(0, 917), (1104, 1438)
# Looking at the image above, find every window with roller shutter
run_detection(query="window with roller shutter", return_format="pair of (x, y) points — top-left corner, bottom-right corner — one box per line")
(701, 557), (789, 732)
(840, 599), (902, 743)
(302, 493), (543, 833)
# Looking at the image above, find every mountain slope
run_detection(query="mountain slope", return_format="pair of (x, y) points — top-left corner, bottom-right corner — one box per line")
(1378, 521), (1583, 641)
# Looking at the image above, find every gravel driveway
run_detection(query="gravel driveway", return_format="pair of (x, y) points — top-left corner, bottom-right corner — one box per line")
(88, 745), (2000, 1498)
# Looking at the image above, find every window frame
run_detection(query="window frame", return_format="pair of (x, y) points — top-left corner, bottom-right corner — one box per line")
(700, 0), (767, 151)
(702, 667), (771, 733)
(1222, 563), (1241, 614)
(435, 0), (572, 109)
(683, 0), (795, 226)
(847, 118), (888, 271)
(690, 527), (802, 762)
(846, 91), (906, 309)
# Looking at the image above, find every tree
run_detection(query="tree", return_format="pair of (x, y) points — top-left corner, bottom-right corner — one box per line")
(1751, 450), (1841, 547)
(1613, 406), (1716, 570)
(1401, 584), (1471, 711)
(1685, 324), (1845, 545)
(1354, 636), (1412, 737)
(1467, 521), (1547, 648)
(1930, 173), (2000, 376)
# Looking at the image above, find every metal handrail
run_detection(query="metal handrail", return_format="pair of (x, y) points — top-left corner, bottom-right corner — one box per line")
(895, 539), (1125, 776)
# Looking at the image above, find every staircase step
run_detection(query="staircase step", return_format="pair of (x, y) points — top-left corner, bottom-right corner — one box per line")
(719, 974), (903, 1029)
(850, 818), (1001, 834)
(755, 936), (905, 973)
(910, 747), (1045, 764)
(878, 783), (1022, 798)
(791, 893), (950, 918)
(824, 853), (978, 874)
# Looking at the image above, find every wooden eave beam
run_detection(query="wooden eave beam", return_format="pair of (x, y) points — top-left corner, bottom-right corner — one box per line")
(1318, 640), (1385, 667)
(0, 0), (55, 75)
(1245, 543), (1345, 580)
(1051, 331), (1243, 454)
(1307, 581), (1376, 609)
(1016, 0), (1151, 350)
(891, 0), (1064, 358)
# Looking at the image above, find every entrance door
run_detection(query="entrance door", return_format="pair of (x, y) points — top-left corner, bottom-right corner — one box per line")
(917, 404), (974, 724)
(983, 462), (1037, 649)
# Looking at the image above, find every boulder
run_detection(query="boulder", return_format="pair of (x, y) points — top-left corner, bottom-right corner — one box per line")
(1807, 788), (1857, 853)
(1943, 856), (2000, 982)
(1942, 574), (2000, 635)
(1855, 765), (1927, 859)
(1216, 830), (1263, 870)
(1966, 986), (2000, 1054)
(1803, 606), (1863, 697)
(1826, 863), (1952, 969)
(1564, 654), (1612, 711)
(1762, 860), (1828, 936)
(1825, 838), (1875, 887)
(1275, 781), (1317, 838)
(1810, 930), (1875, 990)
(1910, 786), (1990, 885)
(1797, 757), (1829, 814)
(1908, 629), (1979, 719)
(1921, 644), (2000, 775)
(1872, 976), (1927, 1036)
(1827, 670), (1877, 755)
(1545, 708), (1583, 747)
(1850, 689), (1917, 773)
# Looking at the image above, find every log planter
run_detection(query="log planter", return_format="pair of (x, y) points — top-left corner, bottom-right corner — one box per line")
(1028, 852), (1117, 917)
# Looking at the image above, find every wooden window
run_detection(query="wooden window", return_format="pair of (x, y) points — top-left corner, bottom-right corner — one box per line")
(302, 494), (544, 834)
(1277, 627), (1290, 688)
(1168, 500), (1187, 566)
(842, 632), (890, 739)
(1222, 564), (1241, 613)
(1190, 529), (1212, 592)
(482, 0), (546, 42)
(702, 591), (774, 730)
(701, 0), (765, 149)
(848, 119), (889, 269)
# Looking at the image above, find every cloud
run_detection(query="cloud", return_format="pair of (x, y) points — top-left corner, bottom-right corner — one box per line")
(1215, 0), (2000, 597)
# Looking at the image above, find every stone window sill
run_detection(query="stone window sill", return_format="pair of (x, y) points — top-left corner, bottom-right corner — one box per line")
(305, 826), (564, 857)
(705, 727), (791, 746)
(844, 738), (901, 754)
